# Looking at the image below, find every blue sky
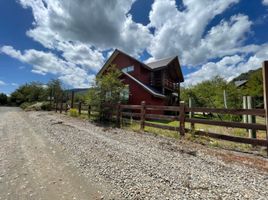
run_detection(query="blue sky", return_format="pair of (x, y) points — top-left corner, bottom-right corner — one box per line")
(0, 0), (268, 95)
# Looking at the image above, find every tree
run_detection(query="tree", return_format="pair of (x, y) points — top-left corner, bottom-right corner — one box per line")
(232, 68), (263, 107)
(242, 69), (263, 107)
(10, 82), (48, 105)
(181, 76), (241, 109)
(47, 79), (63, 102)
(86, 65), (125, 120)
(0, 93), (8, 105)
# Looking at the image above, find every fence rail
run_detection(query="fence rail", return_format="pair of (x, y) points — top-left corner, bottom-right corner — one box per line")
(55, 100), (268, 152)
(53, 61), (268, 155)
(186, 107), (265, 116)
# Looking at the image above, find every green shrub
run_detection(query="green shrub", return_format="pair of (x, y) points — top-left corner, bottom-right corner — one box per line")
(69, 108), (79, 117)
(41, 102), (52, 111)
(20, 102), (33, 110)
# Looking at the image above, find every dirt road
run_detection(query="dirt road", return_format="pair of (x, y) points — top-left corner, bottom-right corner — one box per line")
(1, 107), (268, 199)
(0, 107), (102, 200)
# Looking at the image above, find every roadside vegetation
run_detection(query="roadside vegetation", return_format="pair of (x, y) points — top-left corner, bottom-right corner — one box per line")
(6, 79), (64, 111)
(86, 65), (126, 121)
(1, 66), (265, 154)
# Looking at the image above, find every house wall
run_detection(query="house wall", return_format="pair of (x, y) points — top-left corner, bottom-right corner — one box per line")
(112, 53), (151, 84)
(105, 52), (179, 111)
(122, 74), (166, 114)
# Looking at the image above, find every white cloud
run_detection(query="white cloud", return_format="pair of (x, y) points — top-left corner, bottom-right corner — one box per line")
(185, 14), (252, 64)
(18, 0), (151, 56)
(263, 0), (268, 6)
(0, 80), (6, 86)
(184, 43), (268, 86)
(11, 83), (19, 86)
(0, 46), (94, 88)
(3, 0), (152, 88)
(2, 0), (267, 89)
(148, 0), (254, 66)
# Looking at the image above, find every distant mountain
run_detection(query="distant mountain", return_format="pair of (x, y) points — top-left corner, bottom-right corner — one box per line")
(65, 88), (90, 94)
(231, 67), (263, 107)
(232, 68), (262, 82)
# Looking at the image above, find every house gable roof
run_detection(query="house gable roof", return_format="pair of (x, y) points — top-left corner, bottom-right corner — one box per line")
(97, 49), (184, 82)
(122, 72), (166, 99)
(146, 57), (176, 70)
(234, 80), (248, 87)
(97, 49), (150, 76)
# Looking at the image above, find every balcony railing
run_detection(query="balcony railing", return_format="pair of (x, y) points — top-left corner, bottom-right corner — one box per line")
(164, 79), (179, 91)
(151, 78), (179, 91)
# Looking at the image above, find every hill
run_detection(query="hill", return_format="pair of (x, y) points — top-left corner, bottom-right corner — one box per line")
(65, 88), (90, 94)
(231, 67), (263, 107)
(232, 68), (262, 82)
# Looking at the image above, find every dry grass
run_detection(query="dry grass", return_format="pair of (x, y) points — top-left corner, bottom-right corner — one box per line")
(63, 112), (268, 156)
(121, 117), (267, 156)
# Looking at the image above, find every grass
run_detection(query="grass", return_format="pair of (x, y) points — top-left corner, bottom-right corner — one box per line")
(121, 117), (267, 156)
(64, 110), (267, 156)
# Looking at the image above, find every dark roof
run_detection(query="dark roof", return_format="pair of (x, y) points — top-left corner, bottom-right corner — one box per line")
(122, 72), (166, 99)
(97, 49), (151, 76)
(234, 80), (247, 87)
(98, 49), (184, 82)
(146, 57), (176, 70)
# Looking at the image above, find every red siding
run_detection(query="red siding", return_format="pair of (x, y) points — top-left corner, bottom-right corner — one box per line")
(107, 52), (167, 113)
(122, 74), (166, 105)
(112, 53), (151, 84)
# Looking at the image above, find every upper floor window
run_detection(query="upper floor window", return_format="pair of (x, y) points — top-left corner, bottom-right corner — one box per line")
(122, 65), (134, 73)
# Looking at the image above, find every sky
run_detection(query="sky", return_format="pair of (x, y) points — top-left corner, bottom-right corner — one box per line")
(0, 0), (268, 95)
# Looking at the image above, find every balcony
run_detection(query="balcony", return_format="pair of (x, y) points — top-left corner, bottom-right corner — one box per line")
(150, 78), (179, 91)
(164, 79), (179, 91)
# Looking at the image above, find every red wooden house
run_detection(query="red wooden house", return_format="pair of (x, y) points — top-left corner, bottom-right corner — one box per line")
(97, 49), (184, 106)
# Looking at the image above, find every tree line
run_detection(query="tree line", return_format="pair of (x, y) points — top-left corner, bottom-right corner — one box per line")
(0, 67), (263, 113)
(181, 68), (263, 109)
(0, 79), (63, 108)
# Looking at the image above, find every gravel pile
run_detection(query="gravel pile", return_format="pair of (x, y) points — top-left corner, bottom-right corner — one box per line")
(27, 111), (268, 199)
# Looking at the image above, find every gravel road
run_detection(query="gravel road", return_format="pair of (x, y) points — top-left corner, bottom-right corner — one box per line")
(1, 107), (268, 199)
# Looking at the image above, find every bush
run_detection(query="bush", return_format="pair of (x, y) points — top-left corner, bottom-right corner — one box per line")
(69, 108), (79, 117)
(21, 102), (51, 111)
(41, 102), (52, 111)
(20, 102), (33, 110)
(24, 102), (43, 111)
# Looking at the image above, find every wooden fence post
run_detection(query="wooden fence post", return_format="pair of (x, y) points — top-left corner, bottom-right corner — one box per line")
(189, 98), (195, 130)
(116, 103), (121, 128)
(243, 96), (248, 123)
(140, 101), (146, 131)
(88, 105), (91, 118)
(78, 102), (82, 115)
(179, 102), (186, 136)
(262, 61), (268, 155)
(247, 96), (256, 138)
(71, 91), (74, 108)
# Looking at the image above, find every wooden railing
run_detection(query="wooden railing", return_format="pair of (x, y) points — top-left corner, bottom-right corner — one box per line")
(55, 100), (268, 153)
(53, 61), (268, 155)
(119, 102), (268, 150)
(164, 79), (179, 91)
(150, 78), (179, 91)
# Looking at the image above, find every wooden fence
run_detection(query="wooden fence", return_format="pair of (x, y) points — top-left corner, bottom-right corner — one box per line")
(54, 61), (268, 154)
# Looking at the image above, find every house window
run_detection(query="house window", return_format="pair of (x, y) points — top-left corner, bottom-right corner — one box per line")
(122, 65), (134, 73)
(120, 85), (129, 102)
